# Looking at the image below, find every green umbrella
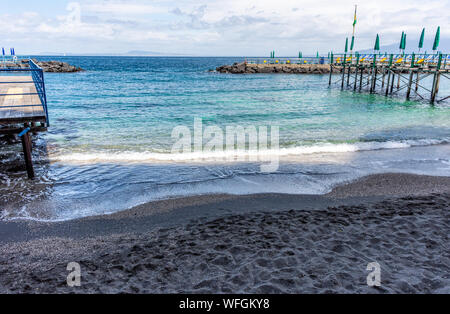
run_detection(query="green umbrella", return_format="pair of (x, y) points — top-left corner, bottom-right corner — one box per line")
(418, 28), (425, 50)
(350, 36), (355, 51)
(401, 33), (407, 50)
(433, 26), (440, 51)
(374, 34), (380, 51)
(399, 31), (404, 50)
(316, 51), (319, 58)
(345, 37), (348, 53)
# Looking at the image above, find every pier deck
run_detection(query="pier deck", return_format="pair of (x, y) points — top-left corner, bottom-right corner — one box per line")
(0, 59), (49, 179)
(0, 76), (45, 123)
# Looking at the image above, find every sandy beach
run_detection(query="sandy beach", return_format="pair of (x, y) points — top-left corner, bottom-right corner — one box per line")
(0, 173), (449, 294)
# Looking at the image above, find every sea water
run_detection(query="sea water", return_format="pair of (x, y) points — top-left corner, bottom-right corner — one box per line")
(1, 56), (449, 221)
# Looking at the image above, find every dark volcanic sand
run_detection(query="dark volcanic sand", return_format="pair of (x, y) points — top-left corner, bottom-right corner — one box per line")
(0, 174), (449, 294)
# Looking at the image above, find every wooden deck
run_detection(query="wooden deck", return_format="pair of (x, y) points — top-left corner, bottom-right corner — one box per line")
(0, 60), (49, 179)
(0, 76), (46, 124)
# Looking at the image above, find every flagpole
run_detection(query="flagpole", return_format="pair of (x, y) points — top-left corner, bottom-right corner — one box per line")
(351, 5), (357, 53)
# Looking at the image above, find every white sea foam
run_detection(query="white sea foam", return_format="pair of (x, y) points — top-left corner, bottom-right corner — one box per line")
(50, 138), (448, 164)
(4, 142), (450, 222)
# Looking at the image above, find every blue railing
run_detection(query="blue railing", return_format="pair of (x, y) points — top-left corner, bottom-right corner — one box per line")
(0, 59), (49, 126)
(245, 53), (449, 68)
(29, 59), (49, 126)
(246, 57), (328, 65)
(329, 52), (449, 69)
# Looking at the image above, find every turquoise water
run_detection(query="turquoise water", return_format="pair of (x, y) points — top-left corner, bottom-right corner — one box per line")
(1, 57), (450, 221)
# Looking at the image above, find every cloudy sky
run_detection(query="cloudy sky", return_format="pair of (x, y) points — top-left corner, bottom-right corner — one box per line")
(1, 0), (449, 55)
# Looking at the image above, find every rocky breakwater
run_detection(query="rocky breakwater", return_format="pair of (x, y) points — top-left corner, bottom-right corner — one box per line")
(32, 59), (84, 73)
(216, 62), (410, 75)
(5, 59), (84, 73)
(216, 62), (332, 74)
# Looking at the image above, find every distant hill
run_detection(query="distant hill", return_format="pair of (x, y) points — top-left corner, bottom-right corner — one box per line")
(127, 50), (185, 56)
(36, 51), (187, 57)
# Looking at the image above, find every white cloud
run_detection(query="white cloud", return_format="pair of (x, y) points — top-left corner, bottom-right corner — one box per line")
(1, 0), (449, 55)
(83, 2), (165, 15)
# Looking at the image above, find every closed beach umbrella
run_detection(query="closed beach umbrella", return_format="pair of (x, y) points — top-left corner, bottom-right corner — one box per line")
(419, 28), (425, 50)
(399, 32), (404, 50)
(374, 34), (380, 51)
(316, 51), (319, 58)
(401, 34), (407, 51)
(433, 26), (440, 51)
(2, 48), (4, 56)
(350, 36), (355, 51)
(345, 37), (348, 53)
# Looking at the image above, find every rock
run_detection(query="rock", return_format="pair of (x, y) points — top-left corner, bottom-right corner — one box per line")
(216, 62), (333, 75)
(215, 62), (413, 75)
(4, 59), (84, 73)
(31, 59), (85, 73)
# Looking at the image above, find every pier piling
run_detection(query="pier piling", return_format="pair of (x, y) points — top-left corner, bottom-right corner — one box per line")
(406, 70), (414, 100)
(19, 128), (35, 179)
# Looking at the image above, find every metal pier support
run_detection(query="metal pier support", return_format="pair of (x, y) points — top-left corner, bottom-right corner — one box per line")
(19, 127), (34, 179)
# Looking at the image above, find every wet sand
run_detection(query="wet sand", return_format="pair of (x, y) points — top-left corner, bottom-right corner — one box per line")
(0, 173), (449, 293)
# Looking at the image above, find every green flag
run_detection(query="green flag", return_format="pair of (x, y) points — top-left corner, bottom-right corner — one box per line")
(419, 28), (425, 49)
(345, 37), (348, 53)
(350, 36), (355, 51)
(433, 26), (440, 51)
(374, 34), (380, 51)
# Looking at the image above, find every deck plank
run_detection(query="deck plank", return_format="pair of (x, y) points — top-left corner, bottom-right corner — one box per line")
(0, 76), (45, 123)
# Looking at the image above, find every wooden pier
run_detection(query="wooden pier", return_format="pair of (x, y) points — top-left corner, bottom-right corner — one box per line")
(328, 53), (449, 103)
(0, 59), (49, 179)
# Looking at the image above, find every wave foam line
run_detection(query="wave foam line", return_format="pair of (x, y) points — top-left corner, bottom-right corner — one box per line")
(51, 139), (448, 164)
